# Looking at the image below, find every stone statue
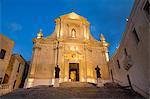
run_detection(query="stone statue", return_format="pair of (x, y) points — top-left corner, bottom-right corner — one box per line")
(95, 65), (101, 78)
(55, 65), (60, 78)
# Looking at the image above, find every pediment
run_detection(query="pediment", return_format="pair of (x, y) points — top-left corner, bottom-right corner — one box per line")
(55, 12), (90, 25)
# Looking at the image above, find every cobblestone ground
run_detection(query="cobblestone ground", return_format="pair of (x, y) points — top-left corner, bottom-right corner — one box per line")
(0, 82), (145, 99)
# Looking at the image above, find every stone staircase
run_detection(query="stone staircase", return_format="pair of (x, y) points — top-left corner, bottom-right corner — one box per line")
(0, 82), (144, 99)
(60, 82), (96, 87)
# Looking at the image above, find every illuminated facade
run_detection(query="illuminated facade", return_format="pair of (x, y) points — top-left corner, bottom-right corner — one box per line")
(26, 12), (110, 87)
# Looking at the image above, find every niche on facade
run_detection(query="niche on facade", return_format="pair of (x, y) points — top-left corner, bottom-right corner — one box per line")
(71, 29), (76, 38)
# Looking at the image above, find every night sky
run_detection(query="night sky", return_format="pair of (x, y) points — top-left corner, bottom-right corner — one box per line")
(0, 0), (134, 60)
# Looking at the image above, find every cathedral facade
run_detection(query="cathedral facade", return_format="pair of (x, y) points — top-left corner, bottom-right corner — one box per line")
(26, 12), (110, 87)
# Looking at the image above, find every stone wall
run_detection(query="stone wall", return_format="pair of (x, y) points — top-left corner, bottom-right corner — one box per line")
(108, 0), (149, 98)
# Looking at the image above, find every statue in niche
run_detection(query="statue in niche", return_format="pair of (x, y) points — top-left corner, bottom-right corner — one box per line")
(72, 29), (76, 38)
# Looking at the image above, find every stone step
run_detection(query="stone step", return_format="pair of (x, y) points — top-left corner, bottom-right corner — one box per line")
(59, 82), (96, 87)
(1, 83), (144, 99)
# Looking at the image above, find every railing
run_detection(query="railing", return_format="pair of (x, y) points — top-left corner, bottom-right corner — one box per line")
(0, 84), (12, 96)
(0, 84), (9, 89)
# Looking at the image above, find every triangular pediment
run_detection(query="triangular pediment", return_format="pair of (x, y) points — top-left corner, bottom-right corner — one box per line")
(57, 12), (89, 24)
(61, 12), (82, 19)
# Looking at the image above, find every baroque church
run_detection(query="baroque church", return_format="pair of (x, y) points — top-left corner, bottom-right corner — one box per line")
(26, 12), (110, 87)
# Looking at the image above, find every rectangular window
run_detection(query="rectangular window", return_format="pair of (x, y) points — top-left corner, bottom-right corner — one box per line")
(133, 28), (140, 44)
(0, 49), (6, 59)
(124, 48), (128, 56)
(13, 80), (16, 89)
(144, 1), (150, 15)
(17, 63), (21, 73)
(110, 69), (114, 82)
(117, 60), (121, 69)
(0, 77), (2, 84)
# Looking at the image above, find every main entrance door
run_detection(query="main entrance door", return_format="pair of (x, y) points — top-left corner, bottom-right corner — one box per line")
(69, 63), (79, 81)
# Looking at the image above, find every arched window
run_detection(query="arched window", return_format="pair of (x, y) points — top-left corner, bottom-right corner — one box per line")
(72, 29), (76, 38)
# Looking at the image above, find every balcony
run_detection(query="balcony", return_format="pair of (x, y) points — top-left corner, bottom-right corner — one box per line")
(123, 55), (133, 71)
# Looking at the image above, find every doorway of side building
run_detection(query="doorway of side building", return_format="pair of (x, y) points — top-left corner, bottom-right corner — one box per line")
(69, 63), (79, 81)
(2, 74), (9, 84)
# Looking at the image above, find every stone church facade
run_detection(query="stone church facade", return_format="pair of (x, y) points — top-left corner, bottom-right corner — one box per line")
(26, 12), (110, 87)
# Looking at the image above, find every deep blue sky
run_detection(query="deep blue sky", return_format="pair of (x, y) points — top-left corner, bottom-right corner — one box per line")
(0, 0), (134, 60)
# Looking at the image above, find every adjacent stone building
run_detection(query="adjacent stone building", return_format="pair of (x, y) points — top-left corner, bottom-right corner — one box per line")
(0, 53), (28, 95)
(0, 34), (29, 95)
(0, 33), (14, 84)
(3, 54), (27, 89)
(19, 61), (30, 88)
(108, 0), (149, 98)
(26, 12), (110, 88)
